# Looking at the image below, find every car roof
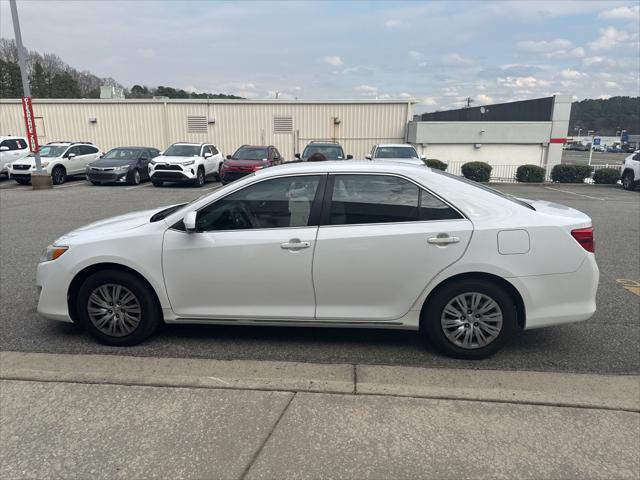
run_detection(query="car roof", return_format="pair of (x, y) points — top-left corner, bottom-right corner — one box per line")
(109, 146), (154, 150)
(374, 144), (416, 148)
(172, 142), (204, 146)
(257, 160), (429, 177)
(304, 142), (343, 147)
(0, 135), (26, 140)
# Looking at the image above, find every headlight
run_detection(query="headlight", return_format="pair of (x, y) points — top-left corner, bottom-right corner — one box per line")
(150, 159), (157, 165)
(180, 159), (195, 166)
(40, 245), (68, 262)
(114, 165), (130, 172)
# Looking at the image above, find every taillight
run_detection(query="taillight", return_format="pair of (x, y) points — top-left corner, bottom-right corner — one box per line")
(571, 227), (594, 253)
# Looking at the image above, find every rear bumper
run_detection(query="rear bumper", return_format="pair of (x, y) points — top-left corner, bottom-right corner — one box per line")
(513, 255), (599, 330)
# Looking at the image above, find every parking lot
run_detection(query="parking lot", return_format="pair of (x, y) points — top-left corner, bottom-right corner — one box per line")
(561, 150), (629, 165)
(1, 175), (638, 375)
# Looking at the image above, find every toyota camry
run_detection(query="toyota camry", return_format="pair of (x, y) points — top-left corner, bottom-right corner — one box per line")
(36, 162), (598, 359)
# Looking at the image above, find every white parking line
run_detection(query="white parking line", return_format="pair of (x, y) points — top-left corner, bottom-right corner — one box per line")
(543, 186), (606, 201)
(125, 183), (153, 191)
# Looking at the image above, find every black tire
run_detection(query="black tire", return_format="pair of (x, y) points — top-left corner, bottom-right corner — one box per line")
(76, 269), (160, 346)
(421, 279), (517, 359)
(151, 179), (163, 187)
(15, 178), (31, 185)
(51, 166), (66, 185)
(194, 167), (205, 187)
(622, 171), (635, 191)
(90, 181), (101, 186)
(128, 168), (141, 186)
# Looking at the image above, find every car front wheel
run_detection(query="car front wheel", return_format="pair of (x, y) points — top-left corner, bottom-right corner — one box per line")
(194, 167), (205, 187)
(51, 166), (66, 185)
(76, 269), (160, 346)
(422, 279), (517, 359)
(622, 171), (635, 191)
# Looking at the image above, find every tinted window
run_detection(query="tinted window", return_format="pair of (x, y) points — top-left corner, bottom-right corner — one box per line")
(1, 139), (23, 150)
(79, 145), (98, 155)
(330, 175), (419, 225)
(632, 153), (640, 161)
(419, 190), (463, 221)
(17, 139), (28, 149)
(66, 146), (82, 157)
(196, 175), (320, 231)
(303, 145), (344, 160)
(374, 146), (418, 159)
(201, 145), (212, 156)
(233, 147), (269, 160)
(36, 145), (67, 158)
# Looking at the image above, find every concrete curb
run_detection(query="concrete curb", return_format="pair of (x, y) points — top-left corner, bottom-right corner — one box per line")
(1, 351), (638, 411)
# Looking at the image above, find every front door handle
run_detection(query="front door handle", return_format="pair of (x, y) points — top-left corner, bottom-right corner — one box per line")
(280, 239), (311, 250)
(428, 235), (460, 245)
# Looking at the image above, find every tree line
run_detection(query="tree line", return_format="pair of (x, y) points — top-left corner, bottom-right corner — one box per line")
(0, 38), (241, 100)
(569, 96), (639, 136)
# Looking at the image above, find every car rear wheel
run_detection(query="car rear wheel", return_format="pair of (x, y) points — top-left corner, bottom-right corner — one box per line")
(128, 168), (141, 185)
(622, 171), (635, 191)
(76, 269), (160, 346)
(51, 166), (66, 185)
(422, 279), (517, 359)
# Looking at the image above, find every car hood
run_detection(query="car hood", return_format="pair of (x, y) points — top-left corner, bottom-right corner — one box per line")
(153, 155), (197, 164)
(90, 158), (135, 168)
(54, 205), (173, 244)
(11, 156), (39, 166)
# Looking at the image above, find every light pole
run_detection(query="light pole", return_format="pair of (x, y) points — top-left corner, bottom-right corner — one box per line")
(10, 0), (51, 188)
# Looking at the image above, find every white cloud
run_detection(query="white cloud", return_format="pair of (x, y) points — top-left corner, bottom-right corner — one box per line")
(516, 38), (572, 53)
(476, 94), (494, 105)
(420, 97), (438, 107)
(599, 5), (640, 20)
(497, 76), (551, 88)
(320, 56), (344, 67)
(583, 56), (606, 66)
(597, 94), (612, 100)
(589, 27), (635, 50)
(408, 50), (423, 59)
(182, 85), (202, 93)
(604, 81), (619, 88)
(355, 85), (379, 96)
(136, 48), (155, 58)
(544, 46), (585, 58)
(558, 69), (587, 80)
(384, 19), (405, 29)
(441, 53), (473, 65)
(442, 86), (459, 97)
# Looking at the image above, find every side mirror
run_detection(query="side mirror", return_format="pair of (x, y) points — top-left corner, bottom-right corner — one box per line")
(159, 151), (164, 156)
(184, 211), (198, 232)
(420, 156), (426, 161)
(346, 154), (353, 160)
(67, 153), (76, 159)
(204, 152), (213, 158)
(294, 153), (301, 159)
(0, 146), (9, 151)
(365, 155), (372, 160)
(226, 154), (232, 160)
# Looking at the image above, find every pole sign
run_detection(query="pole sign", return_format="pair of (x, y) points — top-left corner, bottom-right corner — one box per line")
(21, 96), (39, 153)
(592, 137), (601, 146)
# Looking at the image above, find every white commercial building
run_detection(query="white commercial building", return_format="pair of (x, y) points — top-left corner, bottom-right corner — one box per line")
(408, 95), (572, 178)
(0, 99), (414, 161)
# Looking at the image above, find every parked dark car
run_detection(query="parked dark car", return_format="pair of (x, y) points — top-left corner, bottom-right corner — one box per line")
(295, 141), (353, 161)
(567, 142), (590, 152)
(606, 146), (623, 153)
(86, 147), (160, 185)
(220, 145), (284, 184)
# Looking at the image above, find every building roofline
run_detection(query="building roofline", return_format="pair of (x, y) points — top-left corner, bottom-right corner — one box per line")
(0, 98), (417, 105)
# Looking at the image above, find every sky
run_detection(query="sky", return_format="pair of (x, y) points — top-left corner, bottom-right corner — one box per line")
(0, 0), (638, 112)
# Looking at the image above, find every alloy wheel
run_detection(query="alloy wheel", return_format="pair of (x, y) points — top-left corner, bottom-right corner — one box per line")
(440, 292), (503, 349)
(87, 283), (142, 337)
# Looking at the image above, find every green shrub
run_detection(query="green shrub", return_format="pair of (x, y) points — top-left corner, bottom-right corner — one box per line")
(592, 168), (620, 184)
(550, 164), (593, 183)
(424, 158), (448, 171)
(516, 164), (546, 183)
(461, 161), (492, 182)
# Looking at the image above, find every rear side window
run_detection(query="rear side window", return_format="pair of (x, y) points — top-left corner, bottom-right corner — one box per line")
(79, 145), (98, 155)
(328, 175), (462, 225)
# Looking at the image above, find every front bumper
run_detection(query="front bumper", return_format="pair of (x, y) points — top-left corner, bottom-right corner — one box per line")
(150, 164), (197, 182)
(87, 170), (129, 183)
(36, 259), (73, 323)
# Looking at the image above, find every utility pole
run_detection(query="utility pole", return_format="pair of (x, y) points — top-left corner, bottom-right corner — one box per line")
(10, 0), (50, 188)
(464, 97), (473, 108)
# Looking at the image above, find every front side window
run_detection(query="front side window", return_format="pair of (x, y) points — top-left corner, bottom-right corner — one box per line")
(32, 145), (66, 158)
(329, 174), (461, 225)
(201, 145), (212, 156)
(632, 153), (640, 161)
(1, 139), (19, 150)
(196, 175), (321, 231)
(65, 146), (82, 157)
(374, 146), (418, 159)
(164, 144), (201, 156)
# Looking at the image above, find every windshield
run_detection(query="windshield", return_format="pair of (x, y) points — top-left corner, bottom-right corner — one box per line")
(375, 146), (418, 159)
(164, 144), (200, 157)
(431, 169), (535, 210)
(232, 147), (268, 160)
(103, 148), (140, 160)
(303, 145), (344, 160)
(31, 145), (66, 158)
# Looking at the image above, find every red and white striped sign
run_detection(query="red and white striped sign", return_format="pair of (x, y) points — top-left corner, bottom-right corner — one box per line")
(21, 96), (40, 153)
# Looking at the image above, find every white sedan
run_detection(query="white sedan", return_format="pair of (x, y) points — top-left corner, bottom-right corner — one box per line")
(36, 162), (599, 359)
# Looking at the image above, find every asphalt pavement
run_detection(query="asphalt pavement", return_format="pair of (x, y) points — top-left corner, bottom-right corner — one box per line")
(1, 176), (638, 375)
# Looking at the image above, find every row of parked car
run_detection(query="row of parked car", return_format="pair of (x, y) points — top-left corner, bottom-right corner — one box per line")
(1, 135), (428, 187)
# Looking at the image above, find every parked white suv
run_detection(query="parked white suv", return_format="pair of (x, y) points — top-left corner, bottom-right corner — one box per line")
(621, 151), (640, 191)
(366, 144), (425, 165)
(149, 143), (224, 187)
(0, 136), (30, 176)
(8, 142), (102, 185)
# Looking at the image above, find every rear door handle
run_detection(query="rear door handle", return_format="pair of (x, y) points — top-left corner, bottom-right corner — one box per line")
(280, 239), (311, 250)
(428, 235), (460, 245)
